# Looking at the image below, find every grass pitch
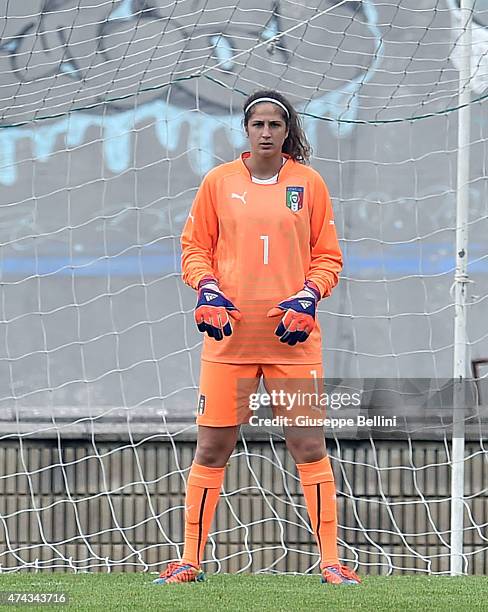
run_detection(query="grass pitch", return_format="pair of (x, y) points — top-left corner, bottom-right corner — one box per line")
(0, 573), (487, 611)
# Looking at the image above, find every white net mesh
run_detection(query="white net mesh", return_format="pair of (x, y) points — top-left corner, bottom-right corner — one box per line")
(0, 0), (487, 574)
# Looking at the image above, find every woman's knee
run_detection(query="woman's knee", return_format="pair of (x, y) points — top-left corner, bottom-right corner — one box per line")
(195, 444), (233, 467)
(285, 431), (326, 464)
(195, 426), (239, 467)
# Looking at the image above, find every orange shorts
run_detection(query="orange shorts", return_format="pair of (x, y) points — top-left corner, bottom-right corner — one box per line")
(196, 360), (324, 427)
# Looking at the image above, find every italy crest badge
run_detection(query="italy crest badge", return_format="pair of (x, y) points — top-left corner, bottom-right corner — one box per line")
(286, 186), (304, 212)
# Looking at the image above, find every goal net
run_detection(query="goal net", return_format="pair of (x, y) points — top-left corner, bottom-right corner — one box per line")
(0, 0), (487, 574)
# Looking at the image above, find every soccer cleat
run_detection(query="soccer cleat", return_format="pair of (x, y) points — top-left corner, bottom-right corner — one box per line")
(152, 561), (205, 585)
(320, 564), (361, 585)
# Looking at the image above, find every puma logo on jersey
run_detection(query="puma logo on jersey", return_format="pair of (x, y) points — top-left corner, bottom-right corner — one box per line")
(231, 191), (247, 204)
(204, 292), (218, 302)
(298, 300), (313, 309)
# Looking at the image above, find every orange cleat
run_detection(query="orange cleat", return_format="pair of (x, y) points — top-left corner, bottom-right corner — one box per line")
(153, 561), (205, 585)
(321, 564), (361, 585)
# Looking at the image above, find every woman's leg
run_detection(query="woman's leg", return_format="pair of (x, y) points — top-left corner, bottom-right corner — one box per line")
(284, 425), (326, 464)
(194, 424), (240, 467)
(182, 425), (240, 567)
(263, 361), (342, 572)
(156, 361), (258, 580)
(284, 426), (339, 568)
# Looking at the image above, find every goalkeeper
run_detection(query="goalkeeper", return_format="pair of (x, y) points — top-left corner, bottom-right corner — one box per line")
(154, 90), (360, 586)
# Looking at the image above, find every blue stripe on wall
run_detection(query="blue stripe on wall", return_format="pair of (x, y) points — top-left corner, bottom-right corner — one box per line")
(0, 244), (486, 278)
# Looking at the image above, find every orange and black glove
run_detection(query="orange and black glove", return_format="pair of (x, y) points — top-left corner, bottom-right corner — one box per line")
(194, 278), (241, 341)
(267, 281), (321, 346)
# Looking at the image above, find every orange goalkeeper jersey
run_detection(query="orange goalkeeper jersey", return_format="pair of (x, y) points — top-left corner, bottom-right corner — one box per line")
(181, 153), (343, 364)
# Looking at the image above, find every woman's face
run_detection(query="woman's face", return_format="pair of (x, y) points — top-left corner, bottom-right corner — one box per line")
(245, 103), (289, 159)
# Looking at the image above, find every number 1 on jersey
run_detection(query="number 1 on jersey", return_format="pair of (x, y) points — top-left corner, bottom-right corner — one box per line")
(260, 235), (269, 265)
(310, 369), (319, 396)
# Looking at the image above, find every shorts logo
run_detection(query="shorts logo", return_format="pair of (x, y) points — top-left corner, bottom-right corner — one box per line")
(198, 394), (206, 415)
(286, 186), (304, 212)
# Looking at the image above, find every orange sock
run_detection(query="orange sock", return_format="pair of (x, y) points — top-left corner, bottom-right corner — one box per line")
(181, 462), (225, 568)
(296, 456), (339, 568)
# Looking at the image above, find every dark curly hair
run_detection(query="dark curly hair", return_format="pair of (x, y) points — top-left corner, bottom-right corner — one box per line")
(243, 90), (311, 164)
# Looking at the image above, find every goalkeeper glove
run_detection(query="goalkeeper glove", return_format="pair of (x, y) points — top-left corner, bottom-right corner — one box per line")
(266, 281), (321, 346)
(195, 277), (241, 341)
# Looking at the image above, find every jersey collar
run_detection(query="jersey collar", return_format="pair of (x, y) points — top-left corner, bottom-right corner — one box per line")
(239, 152), (293, 182)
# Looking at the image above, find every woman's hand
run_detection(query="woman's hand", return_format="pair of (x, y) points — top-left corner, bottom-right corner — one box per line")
(267, 284), (319, 346)
(195, 281), (241, 341)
